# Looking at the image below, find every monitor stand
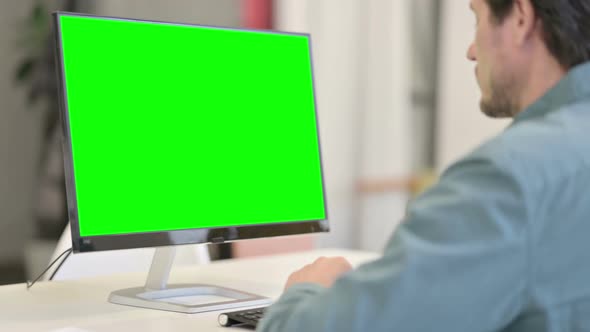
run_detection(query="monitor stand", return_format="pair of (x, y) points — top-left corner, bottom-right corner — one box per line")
(108, 246), (272, 313)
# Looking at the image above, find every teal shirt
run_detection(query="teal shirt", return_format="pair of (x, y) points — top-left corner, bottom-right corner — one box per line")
(257, 62), (590, 332)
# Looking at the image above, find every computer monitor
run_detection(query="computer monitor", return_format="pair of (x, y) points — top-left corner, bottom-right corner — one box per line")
(52, 12), (328, 313)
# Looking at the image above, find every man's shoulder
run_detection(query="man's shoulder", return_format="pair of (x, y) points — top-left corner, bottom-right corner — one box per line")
(467, 104), (589, 191)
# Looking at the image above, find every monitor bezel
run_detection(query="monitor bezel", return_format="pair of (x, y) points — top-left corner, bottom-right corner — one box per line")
(52, 11), (329, 253)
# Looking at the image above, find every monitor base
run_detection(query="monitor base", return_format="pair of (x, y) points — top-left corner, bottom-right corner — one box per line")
(109, 284), (271, 313)
(108, 246), (271, 313)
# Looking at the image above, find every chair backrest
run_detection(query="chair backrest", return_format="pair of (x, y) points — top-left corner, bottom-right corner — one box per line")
(45, 222), (211, 281)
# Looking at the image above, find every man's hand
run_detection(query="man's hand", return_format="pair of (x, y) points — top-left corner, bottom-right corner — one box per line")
(284, 256), (353, 290)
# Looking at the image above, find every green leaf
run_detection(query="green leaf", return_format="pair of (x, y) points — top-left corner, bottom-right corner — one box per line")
(32, 2), (47, 29)
(15, 58), (35, 81)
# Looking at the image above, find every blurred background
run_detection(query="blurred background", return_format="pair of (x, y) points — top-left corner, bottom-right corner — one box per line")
(0, 0), (510, 285)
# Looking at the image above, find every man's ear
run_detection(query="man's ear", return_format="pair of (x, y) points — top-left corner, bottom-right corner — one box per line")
(512, 0), (538, 46)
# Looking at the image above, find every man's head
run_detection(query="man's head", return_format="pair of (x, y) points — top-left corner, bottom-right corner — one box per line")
(467, 0), (590, 118)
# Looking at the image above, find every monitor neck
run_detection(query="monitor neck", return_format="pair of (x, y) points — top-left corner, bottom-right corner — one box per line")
(145, 246), (176, 291)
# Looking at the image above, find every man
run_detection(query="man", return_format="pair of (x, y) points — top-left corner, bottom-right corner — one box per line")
(258, 0), (590, 331)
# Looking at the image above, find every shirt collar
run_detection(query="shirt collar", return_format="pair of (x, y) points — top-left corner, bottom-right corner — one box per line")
(513, 61), (590, 124)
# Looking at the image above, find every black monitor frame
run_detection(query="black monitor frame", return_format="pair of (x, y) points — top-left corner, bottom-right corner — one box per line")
(53, 12), (329, 253)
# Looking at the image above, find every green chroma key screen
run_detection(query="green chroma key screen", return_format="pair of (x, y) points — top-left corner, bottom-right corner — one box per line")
(58, 14), (326, 237)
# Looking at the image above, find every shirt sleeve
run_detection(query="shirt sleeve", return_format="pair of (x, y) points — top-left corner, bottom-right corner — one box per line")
(257, 154), (531, 332)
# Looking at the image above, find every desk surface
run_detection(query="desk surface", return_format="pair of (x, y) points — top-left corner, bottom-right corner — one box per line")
(0, 249), (378, 332)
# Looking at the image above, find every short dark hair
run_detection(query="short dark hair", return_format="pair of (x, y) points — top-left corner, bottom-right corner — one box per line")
(485, 0), (590, 69)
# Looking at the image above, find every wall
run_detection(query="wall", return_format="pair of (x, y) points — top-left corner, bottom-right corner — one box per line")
(91, 0), (240, 26)
(0, 1), (44, 263)
(355, 0), (412, 251)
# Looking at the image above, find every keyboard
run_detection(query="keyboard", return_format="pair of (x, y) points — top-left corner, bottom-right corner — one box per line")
(218, 306), (268, 328)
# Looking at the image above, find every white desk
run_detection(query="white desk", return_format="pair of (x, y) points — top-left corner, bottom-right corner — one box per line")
(0, 249), (378, 332)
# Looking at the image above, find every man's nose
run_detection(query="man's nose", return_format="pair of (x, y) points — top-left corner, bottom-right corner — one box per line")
(466, 42), (476, 61)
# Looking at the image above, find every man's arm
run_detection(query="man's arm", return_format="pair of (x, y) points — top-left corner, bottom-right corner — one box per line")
(258, 155), (531, 332)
